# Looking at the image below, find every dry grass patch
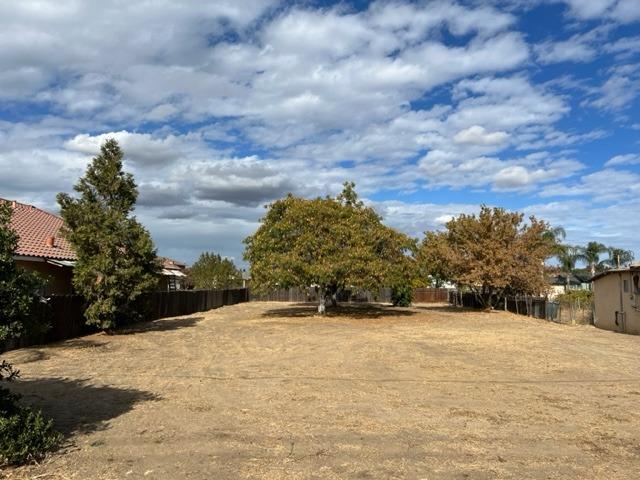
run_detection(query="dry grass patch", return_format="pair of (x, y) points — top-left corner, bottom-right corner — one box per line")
(2, 302), (640, 479)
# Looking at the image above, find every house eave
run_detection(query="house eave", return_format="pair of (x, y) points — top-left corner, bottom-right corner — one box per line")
(13, 255), (46, 262)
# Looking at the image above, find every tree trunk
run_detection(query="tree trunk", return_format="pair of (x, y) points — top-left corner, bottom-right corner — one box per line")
(324, 284), (339, 308)
(316, 285), (326, 314)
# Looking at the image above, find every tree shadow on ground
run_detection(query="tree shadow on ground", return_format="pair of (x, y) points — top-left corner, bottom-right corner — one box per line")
(117, 316), (204, 335)
(412, 305), (494, 315)
(262, 303), (417, 319)
(6, 377), (159, 438)
(4, 339), (109, 365)
(46, 338), (109, 350)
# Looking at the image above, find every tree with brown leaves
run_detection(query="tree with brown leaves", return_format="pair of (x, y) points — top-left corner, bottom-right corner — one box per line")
(420, 205), (555, 309)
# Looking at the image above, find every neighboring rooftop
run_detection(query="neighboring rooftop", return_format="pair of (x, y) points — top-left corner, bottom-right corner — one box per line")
(591, 263), (640, 282)
(548, 272), (593, 286)
(2, 198), (76, 261)
(160, 256), (186, 270)
(159, 256), (187, 278)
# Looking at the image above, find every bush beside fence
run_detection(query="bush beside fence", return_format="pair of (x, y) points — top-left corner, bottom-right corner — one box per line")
(4, 295), (93, 351)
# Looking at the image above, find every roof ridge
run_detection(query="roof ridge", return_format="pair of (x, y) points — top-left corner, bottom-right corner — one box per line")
(7, 198), (63, 220)
(6, 197), (76, 261)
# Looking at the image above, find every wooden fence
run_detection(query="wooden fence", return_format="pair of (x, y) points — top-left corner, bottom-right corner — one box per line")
(147, 288), (248, 320)
(250, 287), (449, 304)
(249, 287), (313, 303)
(2, 288), (249, 351)
(413, 287), (450, 303)
(449, 291), (593, 324)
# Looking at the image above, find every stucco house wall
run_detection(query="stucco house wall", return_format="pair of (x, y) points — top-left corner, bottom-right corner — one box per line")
(593, 268), (640, 335)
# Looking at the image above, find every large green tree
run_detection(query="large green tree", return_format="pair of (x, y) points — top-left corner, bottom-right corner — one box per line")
(188, 252), (243, 290)
(0, 202), (44, 343)
(57, 139), (159, 330)
(422, 206), (554, 308)
(243, 183), (413, 311)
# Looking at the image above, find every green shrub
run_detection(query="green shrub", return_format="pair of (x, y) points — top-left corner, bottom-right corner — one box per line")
(391, 284), (413, 307)
(0, 387), (60, 466)
(556, 289), (593, 304)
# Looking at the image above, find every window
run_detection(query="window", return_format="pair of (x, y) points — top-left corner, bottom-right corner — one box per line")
(634, 275), (640, 294)
(623, 279), (629, 293)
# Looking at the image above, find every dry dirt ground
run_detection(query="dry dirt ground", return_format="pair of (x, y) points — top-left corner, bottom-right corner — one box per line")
(3, 302), (640, 480)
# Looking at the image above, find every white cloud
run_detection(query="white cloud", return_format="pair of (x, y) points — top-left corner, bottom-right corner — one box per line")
(524, 198), (639, 255)
(492, 161), (581, 191)
(610, 0), (640, 23)
(533, 27), (608, 65)
(605, 153), (640, 166)
(533, 25), (614, 66)
(584, 63), (640, 111)
(561, 0), (618, 19)
(604, 36), (640, 59)
(1, 0), (637, 264)
(453, 125), (509, 146)
(552, 0), (639, 23)
(450, 76), (568, 130)
(65, 131), (206, 167)
(540, 168), (640, 202)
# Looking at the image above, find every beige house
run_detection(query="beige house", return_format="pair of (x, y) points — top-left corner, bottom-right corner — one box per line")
(592, 264), (640, 334)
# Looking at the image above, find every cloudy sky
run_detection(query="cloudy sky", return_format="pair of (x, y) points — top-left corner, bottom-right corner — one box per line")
(1, 0), (639, 266)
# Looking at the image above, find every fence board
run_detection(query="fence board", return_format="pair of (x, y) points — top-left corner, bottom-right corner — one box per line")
(413, 288), (449, 303)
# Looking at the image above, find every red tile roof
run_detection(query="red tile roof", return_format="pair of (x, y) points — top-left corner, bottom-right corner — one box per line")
(3, 199), (77, 261)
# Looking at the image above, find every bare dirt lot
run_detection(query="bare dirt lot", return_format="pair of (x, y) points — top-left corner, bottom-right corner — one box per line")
(3, 302), (640, 479)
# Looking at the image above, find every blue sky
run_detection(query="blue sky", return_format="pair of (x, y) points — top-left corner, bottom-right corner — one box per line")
(0, 0), (639, 265)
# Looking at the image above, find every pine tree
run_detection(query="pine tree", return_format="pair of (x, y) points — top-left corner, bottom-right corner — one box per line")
(57, 139), (159, 330)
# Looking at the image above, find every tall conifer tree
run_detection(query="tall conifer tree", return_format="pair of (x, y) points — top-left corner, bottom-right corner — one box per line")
(57, 139), (159, 330)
